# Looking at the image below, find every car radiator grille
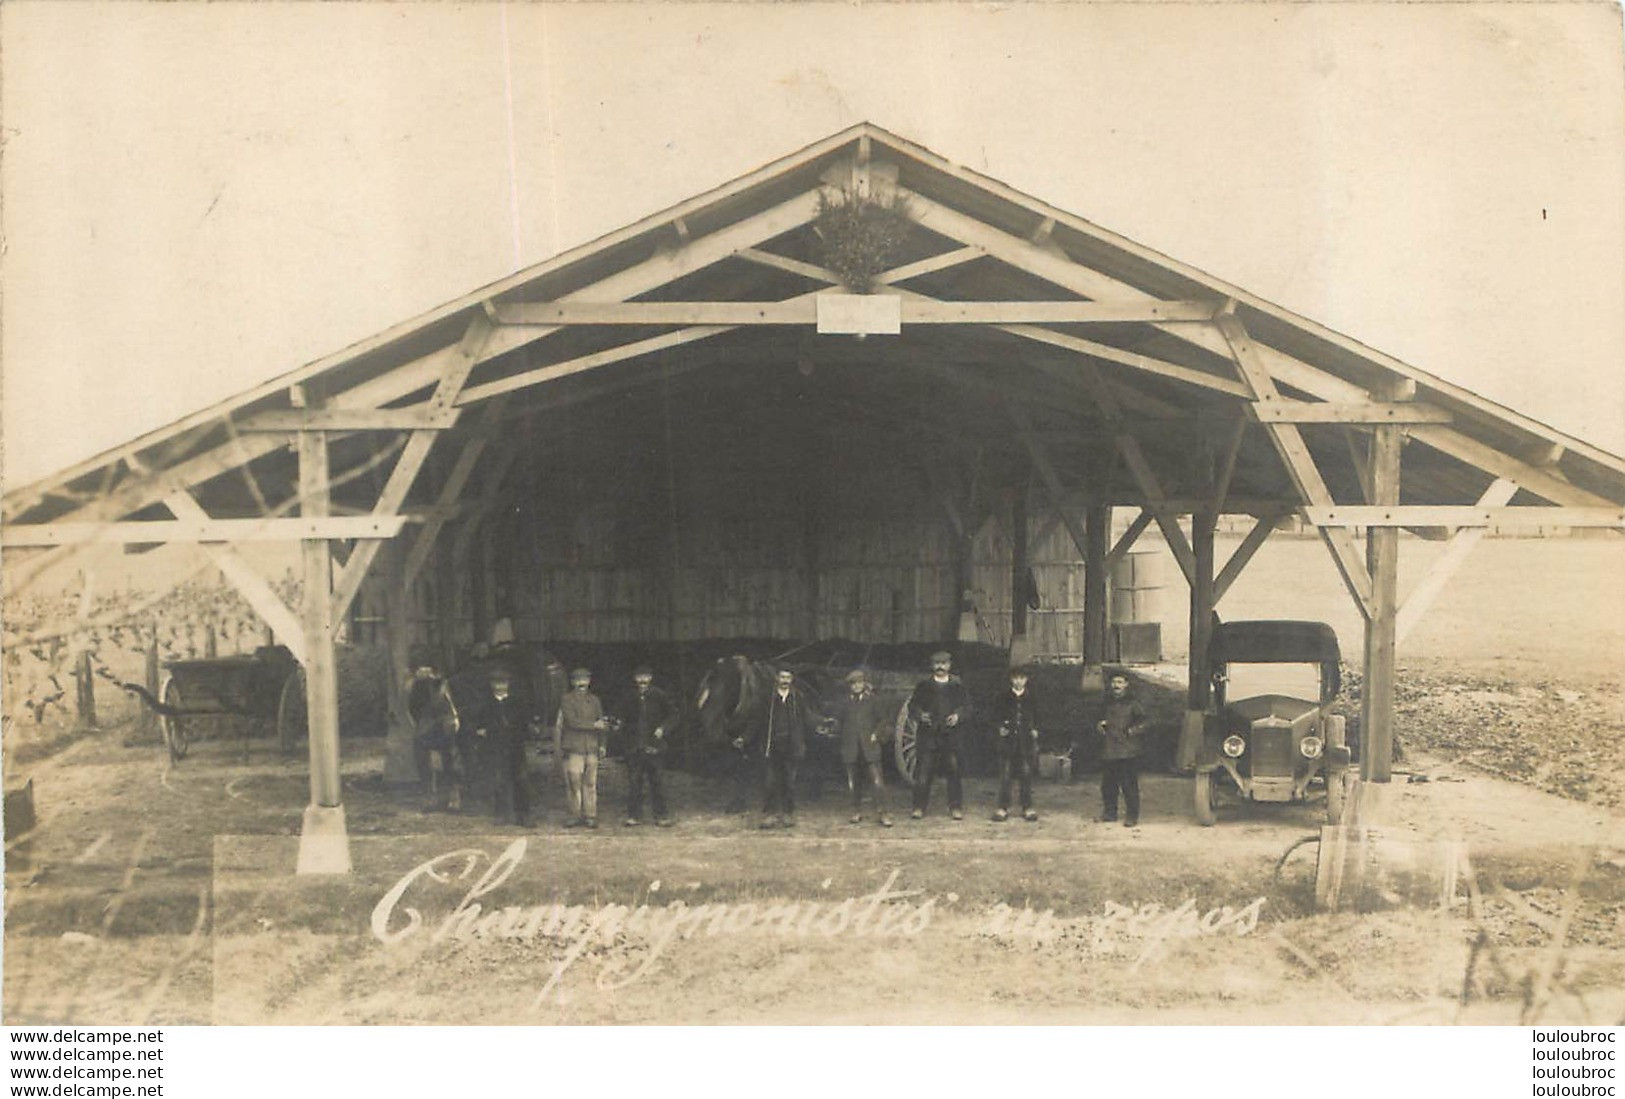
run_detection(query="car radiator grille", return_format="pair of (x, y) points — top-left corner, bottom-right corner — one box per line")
(1250, 726), (1294, 774)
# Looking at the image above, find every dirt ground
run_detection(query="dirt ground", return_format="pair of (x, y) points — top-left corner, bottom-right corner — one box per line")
(3, 535), (1622, 1025)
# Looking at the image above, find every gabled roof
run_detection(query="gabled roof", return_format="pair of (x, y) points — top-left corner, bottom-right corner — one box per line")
(6, 122), (1623, 539)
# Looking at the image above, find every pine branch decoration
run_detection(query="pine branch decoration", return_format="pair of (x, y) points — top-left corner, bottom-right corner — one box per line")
(812, 186), (913, 294)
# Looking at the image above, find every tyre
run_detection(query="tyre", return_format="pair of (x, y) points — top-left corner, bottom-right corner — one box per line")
(1194, 769), (1218, 826)
(160, 676), (189, 764)
(892, 701), (918, 784)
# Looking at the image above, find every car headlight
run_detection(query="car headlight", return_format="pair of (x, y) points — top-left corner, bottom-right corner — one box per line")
(1300, 735), (1324, 759)
(1222, 735), (1246, 758)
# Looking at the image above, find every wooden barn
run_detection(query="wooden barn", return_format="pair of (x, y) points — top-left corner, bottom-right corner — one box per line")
(6, 123), (1624, 872)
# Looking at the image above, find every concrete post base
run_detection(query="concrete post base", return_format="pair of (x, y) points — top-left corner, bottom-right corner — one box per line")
(296, 804), (352, 875)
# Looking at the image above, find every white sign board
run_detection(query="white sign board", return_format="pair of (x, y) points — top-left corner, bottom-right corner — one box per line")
(815, 293), (902, 336)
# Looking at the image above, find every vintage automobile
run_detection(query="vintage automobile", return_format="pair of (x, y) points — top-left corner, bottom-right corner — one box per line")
(1194, 620), (1351, 826)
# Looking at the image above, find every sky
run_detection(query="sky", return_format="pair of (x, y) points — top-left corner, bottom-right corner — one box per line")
(2, 1), (1623, 491)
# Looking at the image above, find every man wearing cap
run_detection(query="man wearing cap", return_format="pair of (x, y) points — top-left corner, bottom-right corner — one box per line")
(828, 668), (893, 827)
(554, 666), (609, 828)
(990, 665), (1043, 822)
(906, 651), (972, 820)
(737, 666), (818, 829)
(617, 665), (677, 827)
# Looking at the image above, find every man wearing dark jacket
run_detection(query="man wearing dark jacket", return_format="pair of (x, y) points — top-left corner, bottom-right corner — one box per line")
(828, 667), (893, 827)
(991, 664), (1042, 822)
(906, 651), (972, 820)
(735, 666), (819, 829)
(617, 665), (677, 828)
(1097, 669), (1148, 827)
(461, 666), (534, 828)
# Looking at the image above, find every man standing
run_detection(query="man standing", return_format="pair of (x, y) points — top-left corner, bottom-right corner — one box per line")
(406, 652), (460, 812)
(906, 650), (972, 820)
(555, 666), (608, 829)
(1097, 669), (1147, 827)
(991, 664), (1042, 822)
(468, 666), (533, 828)
(618, 664), (676, 828)
(828, 668), (893, 827)
(736, 666), (816, 829)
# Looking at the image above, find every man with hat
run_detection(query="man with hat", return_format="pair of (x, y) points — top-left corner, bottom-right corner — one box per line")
(990, 664), (1043, 822)
(905, 650), (972, 820)
(827, 667), (893, 827)
(467, 664), (534, 828)
(554, 666), (609, 828)
(736, 665), (819, 829)
(616, 664), (677, 827)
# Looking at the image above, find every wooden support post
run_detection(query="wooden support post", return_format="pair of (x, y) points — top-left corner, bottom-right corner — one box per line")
(74, 649), (97, 730)
(142, 625), (161, 741)
(1361, 422), (1403, 787)
(1178, 510), (1218, 771)
(434, 524), (459, 673)
(468, 524), (493, 649)
(1083, 504), (1110, 669)
(1010, 484), (1030, 654)
(381, 536), (418, 786)
(295, 425), (350, 875)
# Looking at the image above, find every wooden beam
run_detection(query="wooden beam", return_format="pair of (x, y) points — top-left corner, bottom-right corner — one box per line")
(1343, 428), (1373, 503)
(237, 407), (460, 432)
(1212, 514), (1278, 604)
(1070, 363), (1198, 586)
(874, 246), (986, 286)
(736, 248), (839, 284)
(1250, 401), (1452, 425)
(450, 443), (521, 561)
(1216, 314), (1374, 618)
(900, 187), (1615, 510)
(1009, 401), (1091, 560)
(994, 324), (1252, 397)
(458, 323), (740, 406)
(1302, 505), (1625, 529)
(2, 515), (410, 547)
(490, 298), (1222, 327)
(22, 189), (828, 535)
(1395, 479), (1518, 645)
(1211, 415), (1248, 514)
(158, 493), (307, 664)
(329, 315), (495, 625)
(1105, 508), (1155, 572)
(403, 423), (496, 588)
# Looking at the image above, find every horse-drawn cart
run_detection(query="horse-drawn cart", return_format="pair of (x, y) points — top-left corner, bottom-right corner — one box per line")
(136, 645), (304, 763)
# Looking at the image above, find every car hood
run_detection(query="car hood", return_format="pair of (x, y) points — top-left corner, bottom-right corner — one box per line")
(1223, 695), (1319, 723)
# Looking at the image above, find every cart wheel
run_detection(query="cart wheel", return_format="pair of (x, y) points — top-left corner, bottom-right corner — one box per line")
(1325, 769), (1348, 826)
(160, 675), (189, 764)
(276, 670), (306, 756)
(1194, 769), (1218, 827)
(893, 702), (919, 784)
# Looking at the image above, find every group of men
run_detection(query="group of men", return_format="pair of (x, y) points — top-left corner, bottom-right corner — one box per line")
(407, 654), (677, 830)
(408, 647), (1149, 831)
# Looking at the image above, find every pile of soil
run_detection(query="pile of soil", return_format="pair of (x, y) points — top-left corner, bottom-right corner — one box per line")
(1375, 668), (1625, 807)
